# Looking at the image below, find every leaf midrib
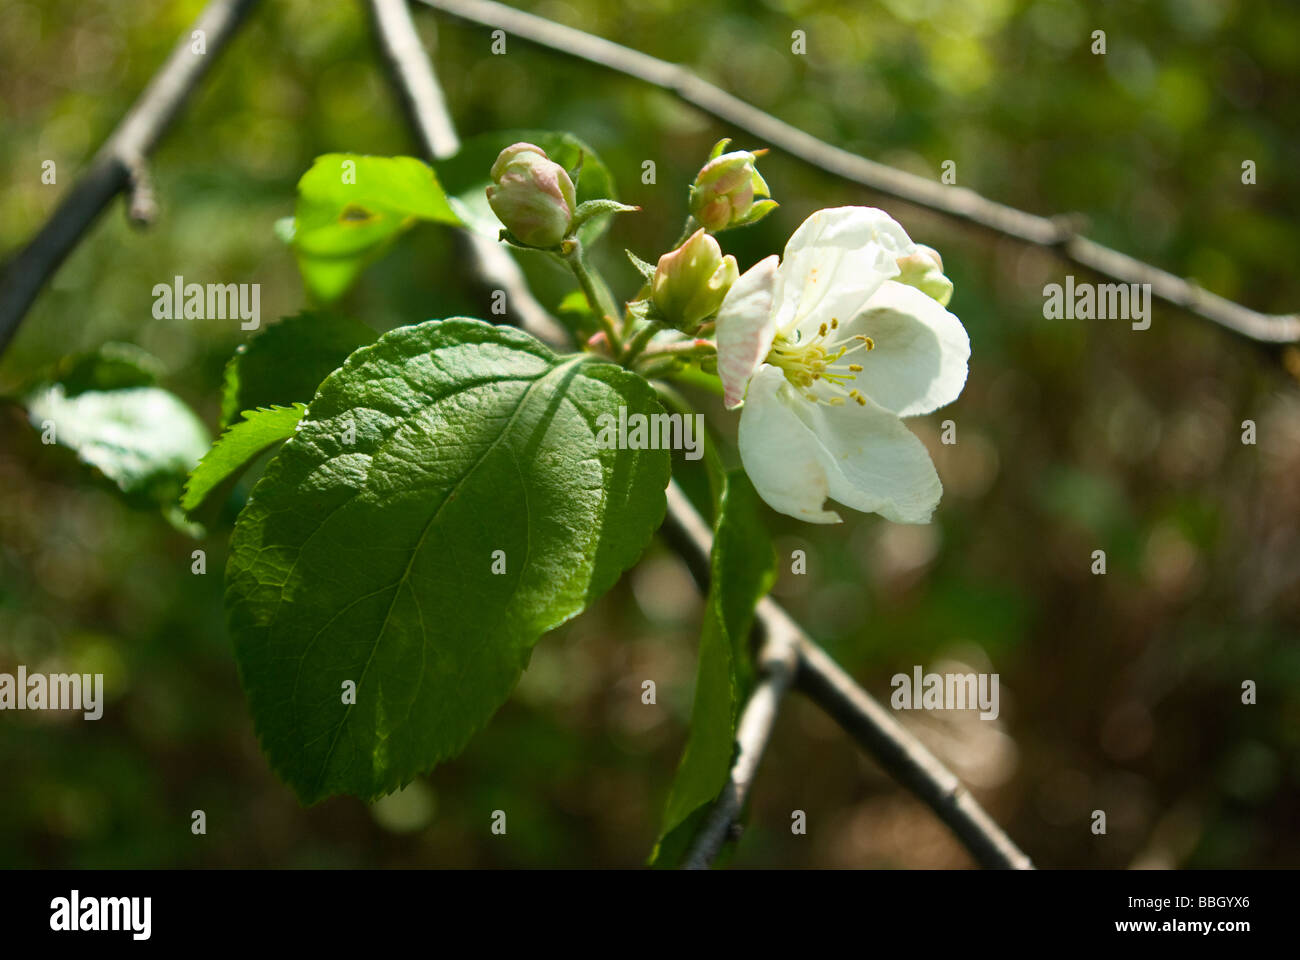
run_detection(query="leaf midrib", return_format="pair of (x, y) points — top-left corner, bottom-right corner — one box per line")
(307, 354), (587, 797)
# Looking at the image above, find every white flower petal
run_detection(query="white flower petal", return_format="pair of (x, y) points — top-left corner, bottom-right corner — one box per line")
(788, 385), (943, 524)
(844, 280), (970, 418)
(773, 207), (916, 338)
(738, 364), (842, 523)
(715, 254), (780, 409)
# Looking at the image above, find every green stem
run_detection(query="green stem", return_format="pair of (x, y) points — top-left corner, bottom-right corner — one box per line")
(636, 356), (685, 380)
(621, 320), (664, 366)
(563, 239), (622, 352)
(634, 337), (715, 364)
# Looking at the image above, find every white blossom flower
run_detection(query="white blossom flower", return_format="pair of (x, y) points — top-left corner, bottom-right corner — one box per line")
(715, 206), (969, 524)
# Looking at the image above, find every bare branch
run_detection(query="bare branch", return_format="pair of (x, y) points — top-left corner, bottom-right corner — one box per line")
(656, 480), (801, 869)
(122, 151), (159, 228)
(367, 0), (570, 348)
(660, 480), (1034, 870)
(0, 0), (261, 357)
(416, 0), (1300, 346)
(369, 0), (461, 160)
(682, 595), (801, 870)
(794, 638), (1034, 870)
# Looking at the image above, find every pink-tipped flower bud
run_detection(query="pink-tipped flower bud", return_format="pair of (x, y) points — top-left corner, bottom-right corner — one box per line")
(486, 142), (576, 248)
(652, 229), (739, 331)
(689, 142), (777, 232)
(895, 244), (953, 307)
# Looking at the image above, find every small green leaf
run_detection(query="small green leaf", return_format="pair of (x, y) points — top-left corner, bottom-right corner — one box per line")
(436, 131), (618, 246)
(287, 154), (462, 302)
(652, 469), (775, 865)
(226, 318), (671, 803)
(26, 382), (210, 509)
(569, 198), (639, 234)
(220, 311), (377, 427)
(182, 404), (306, 519)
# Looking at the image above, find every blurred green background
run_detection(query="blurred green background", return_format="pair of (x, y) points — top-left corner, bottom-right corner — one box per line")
(2, 0), (1298, 868)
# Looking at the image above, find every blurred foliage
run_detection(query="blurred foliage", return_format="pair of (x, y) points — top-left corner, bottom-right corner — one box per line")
(2, 0), (1298, 867)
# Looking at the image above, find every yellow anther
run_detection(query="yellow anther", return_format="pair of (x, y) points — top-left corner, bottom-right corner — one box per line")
(767, 321), (876, 411)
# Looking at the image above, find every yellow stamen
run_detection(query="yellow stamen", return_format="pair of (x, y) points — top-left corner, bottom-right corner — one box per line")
(765, 316), (877, 411)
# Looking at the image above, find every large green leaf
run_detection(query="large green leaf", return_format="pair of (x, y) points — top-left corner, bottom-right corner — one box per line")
(182, 404), (306, 519)
(653, 470), (775, 865)
(435, 130), (619, 246)
(26, 382), (210, 509)
(226, 318), (671, 803)
(283, 154), (462, 302)
(220, 311), (377, 427)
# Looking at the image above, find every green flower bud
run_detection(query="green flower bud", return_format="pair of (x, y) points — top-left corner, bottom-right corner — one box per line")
(486, 142), (576, 248)
(895, 244), (954, 307)
(652, 229), (739, 331)
(688, 141), (777, 232)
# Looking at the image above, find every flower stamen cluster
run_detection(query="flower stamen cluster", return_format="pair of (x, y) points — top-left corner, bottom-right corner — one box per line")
(767, 318), (876, 406)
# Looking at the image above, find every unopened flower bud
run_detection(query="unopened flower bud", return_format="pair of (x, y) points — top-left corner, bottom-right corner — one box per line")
(895, 244), (953, 307)
(689, 142), (776, 232)
(486, 142), (576, 247)
(652, 229), (739, 331)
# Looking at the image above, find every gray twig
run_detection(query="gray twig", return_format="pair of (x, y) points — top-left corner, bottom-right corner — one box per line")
(415, 0), (1300, 347)
(660, 481), (1033, 870)
(123, 151), (158, 228)
(682, 613), (800, 870)
(0, 0), (261, 356)
(795, 637), (1034, 869)
(368, 0), (570, 347)
(658, 480), (799, 870)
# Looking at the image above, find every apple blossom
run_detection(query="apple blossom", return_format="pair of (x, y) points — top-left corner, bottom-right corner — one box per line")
(688, 143), (777, 232)
(715, 206), (970, 525)
(651, 228), (739, 331)
(486, 142), (576, 247)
